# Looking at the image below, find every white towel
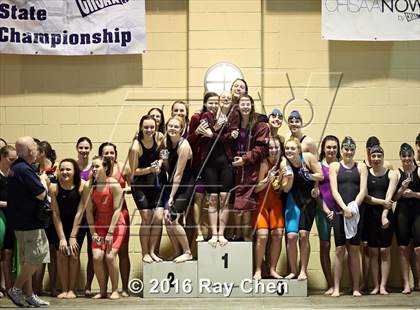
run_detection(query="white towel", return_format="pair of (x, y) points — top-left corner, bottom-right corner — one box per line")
(344, 201), (360, 239)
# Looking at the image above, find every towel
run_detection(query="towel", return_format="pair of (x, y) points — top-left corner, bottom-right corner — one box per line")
(344, 200), (360, 239)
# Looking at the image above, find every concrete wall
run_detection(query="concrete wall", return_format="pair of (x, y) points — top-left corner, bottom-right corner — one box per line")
(1, 0), (419, 291)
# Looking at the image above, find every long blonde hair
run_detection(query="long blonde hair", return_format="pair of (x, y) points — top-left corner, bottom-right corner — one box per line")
(284, 137), (302, 154)
(165, 116), (185, 150)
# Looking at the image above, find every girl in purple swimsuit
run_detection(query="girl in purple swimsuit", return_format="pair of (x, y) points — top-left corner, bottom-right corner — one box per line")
(75, 137), (94, 296)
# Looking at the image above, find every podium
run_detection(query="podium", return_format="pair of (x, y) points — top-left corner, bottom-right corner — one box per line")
(197, 241), (252, 297)
(141, 241), (307, 298)
(250, 279), (307, 297)
(143, 261), (198, 298)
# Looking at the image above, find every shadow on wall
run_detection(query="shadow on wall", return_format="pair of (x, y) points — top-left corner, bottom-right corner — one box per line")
(0, 54), (143, 95)
(146, 0), (187, 12)
(265, 0), (319, 12)
(328, 40), (420, 86)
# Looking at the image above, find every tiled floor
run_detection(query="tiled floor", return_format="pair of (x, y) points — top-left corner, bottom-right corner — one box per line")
(1, 291), (419, 309)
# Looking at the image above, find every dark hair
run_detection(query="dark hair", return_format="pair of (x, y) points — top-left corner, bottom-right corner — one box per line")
(0, 138), (7, 146)
(319, 135), (341, 162)
(58, 158), (81, 189)
(98, 142), (118, 160)
(0, 145), (16, 159)
(341, 136), (356, 149)
(76, 136), (92, 149)
(269, 136), (283, 158)
(400, 143), (414, 156)
(38, 141), (57, 165)
(202, 92), (219, 113)
(138, 115), (156, 141)
(148, 108), (165, 134)
(369, 145), (384, 156)
(230, 78), (248, 93)
(366, 136), (380, 149)
(416, 133), (420, 146)
(92, 155), (113, 178)
(171, 100), (189, 125)
(238, 94), (257, 133)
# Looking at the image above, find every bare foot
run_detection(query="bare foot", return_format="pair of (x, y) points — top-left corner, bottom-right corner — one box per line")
(84, 289), (92, 297)
(369, 287), (379, 295)
(381, 217), (390, 229)
(331, 289), (340, 297)
(402, 287), (411, 294)
(208, 236), (218, 248)
(109, 291), (120, 300)
(353, 290), (362, 297)
(269, 269), (283, 279)
(324, 287), (334, 295)
(297, 272), (307, 281)
(121, 291), (129, 298)
(65, 290), (77, 299)
(285, 273), (296, 279)
(196, 234), (204, 242)
(150, 253), (163, 262)
(92, 293), (107, 299)
(142, 254), (154, 263)
(218, 236), (228, 247)
(167, 252), (182, 261)
(57, 292), (67, 299)
(174, 253), (193, 263)
(253, 270), (262, 280)
(380, 287), (389, 295)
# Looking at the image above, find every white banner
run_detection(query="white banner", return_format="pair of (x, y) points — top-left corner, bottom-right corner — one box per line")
(0, 0), (145, 55)
(322, 0), (420, 41)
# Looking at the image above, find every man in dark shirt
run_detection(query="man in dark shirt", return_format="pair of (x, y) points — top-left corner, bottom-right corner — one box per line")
(7, 136), (50, 308)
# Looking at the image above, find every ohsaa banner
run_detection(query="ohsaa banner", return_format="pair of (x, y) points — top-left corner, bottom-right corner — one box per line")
(322, 0), (420, 41)
(0, 0), (145, 55)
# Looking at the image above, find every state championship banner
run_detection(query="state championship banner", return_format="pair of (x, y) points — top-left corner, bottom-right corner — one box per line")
(0, 0), (145, 55)
(322, 0), (420, 41)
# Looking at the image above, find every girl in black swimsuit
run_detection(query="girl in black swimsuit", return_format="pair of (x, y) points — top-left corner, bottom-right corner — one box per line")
(50, 159), (85, 299)
(393, 143), (420, 294)
(129, 115), (166, 263)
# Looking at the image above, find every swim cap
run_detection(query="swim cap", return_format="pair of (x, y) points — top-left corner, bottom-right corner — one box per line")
(269, 108), (283, 118)
(369, 145), (384, 155)
(400, 143), (414, 156)
(342, 136), (356, 149)
(288, 110), (302, 121)
(366, 136), (380, 149)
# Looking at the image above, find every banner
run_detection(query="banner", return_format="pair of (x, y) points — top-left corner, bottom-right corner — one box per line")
(322, 0), (420, 41)
(0, 0), (145, 55)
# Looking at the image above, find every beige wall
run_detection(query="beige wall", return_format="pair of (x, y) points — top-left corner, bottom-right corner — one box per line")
(1, 0), (419, 290)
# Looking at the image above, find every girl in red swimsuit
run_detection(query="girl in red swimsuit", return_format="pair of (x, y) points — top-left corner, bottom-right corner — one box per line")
(98, 143), (131, 297)
(85, 156), (126, 300)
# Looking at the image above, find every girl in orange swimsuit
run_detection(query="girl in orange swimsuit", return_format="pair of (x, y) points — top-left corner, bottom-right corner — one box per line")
(253, 136), (290, 280)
